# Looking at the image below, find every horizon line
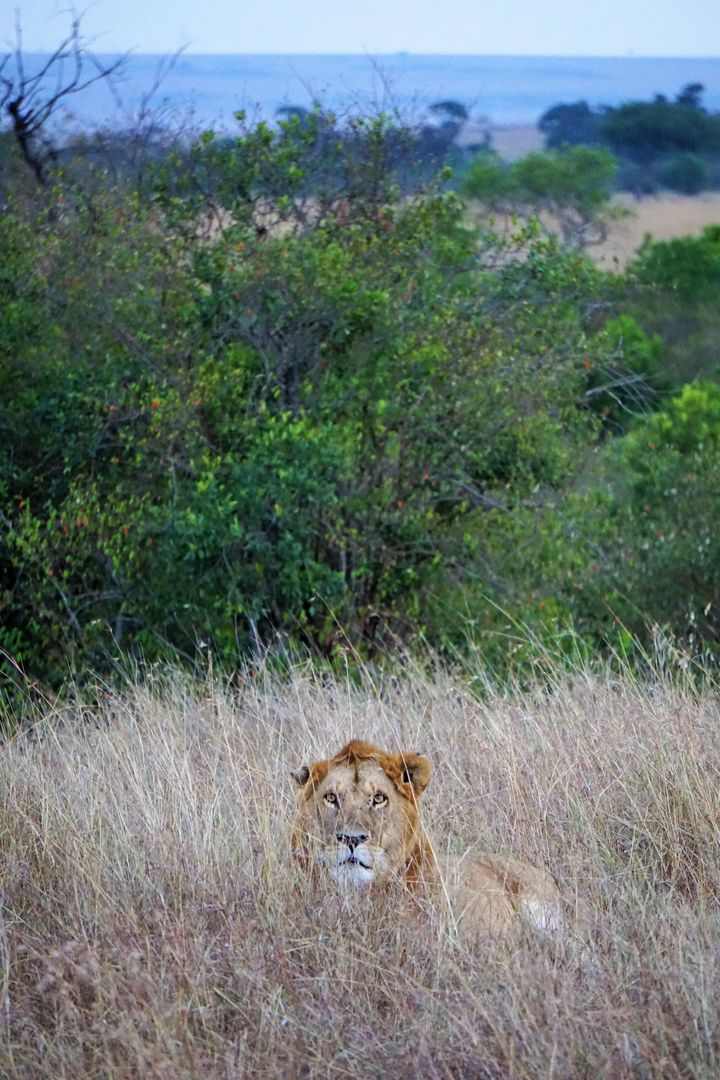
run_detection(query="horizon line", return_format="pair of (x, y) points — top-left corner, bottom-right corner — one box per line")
(19, 49), (720, 61)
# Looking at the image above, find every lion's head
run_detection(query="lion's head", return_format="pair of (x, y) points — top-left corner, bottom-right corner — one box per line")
(291, 740), (433, 890)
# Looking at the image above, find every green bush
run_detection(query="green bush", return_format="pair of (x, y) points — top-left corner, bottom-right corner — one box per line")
(538, 101), (603, 149)
(559, 384), (720, 659)
(661, 153), (710, 194)
(632, 226), (720, 304)
(459, 149), (511, 203)
(0, 119), (612, 686)
(582, 315), (665, 432)
(461, 146), (617, 248)
(6, 106), (718, 690)
(600, 95), (720, 163)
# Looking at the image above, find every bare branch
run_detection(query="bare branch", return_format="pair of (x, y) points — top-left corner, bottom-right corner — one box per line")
(583, 373), (648, 400)
(1, 11), (128, 185)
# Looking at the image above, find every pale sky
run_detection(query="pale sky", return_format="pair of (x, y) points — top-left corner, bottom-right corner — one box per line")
(5, 0), (720, 56)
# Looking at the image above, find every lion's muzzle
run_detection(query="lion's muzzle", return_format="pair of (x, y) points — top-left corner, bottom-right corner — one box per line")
(325, 831), (377, 888)
(336, 831), (368, 853)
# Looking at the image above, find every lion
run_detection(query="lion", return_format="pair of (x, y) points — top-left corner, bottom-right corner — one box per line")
(291, 739), (588, 939)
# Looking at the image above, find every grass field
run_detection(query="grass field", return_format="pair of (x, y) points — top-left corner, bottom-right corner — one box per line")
(1, 662), (719, 1077)
(592, 192), (720, 268)
(485, 123), (720, 266)
(468, 185), (720, 268)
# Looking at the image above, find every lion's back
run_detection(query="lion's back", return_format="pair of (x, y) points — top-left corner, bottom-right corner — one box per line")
(434, 849), (584, 938)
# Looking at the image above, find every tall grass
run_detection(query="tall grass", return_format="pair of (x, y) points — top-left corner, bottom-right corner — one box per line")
(1, 661), (719, 1077)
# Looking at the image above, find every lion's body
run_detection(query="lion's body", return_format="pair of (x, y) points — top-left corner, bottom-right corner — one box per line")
(291, 739), (586, 939)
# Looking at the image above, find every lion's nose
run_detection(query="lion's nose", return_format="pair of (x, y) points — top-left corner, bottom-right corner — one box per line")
(336, 832), (368, 851)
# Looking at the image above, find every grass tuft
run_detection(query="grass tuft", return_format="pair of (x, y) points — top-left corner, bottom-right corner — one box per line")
(1, 662), (719, 1077)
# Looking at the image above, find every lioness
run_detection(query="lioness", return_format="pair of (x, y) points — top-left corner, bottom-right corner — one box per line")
(291, 739), (587, 938)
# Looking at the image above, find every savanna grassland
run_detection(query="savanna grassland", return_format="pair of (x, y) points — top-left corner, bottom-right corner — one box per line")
(2, 62), (720, 1080)
(593, 191), (720, 267)
(1, 663), (719, 1078)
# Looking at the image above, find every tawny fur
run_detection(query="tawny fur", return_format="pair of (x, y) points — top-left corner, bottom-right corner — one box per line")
(291, 739), (588, 938)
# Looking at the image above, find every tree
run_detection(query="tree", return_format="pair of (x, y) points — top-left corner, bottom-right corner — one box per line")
(1, 109), (609, 683)
(675, 82), (705, 109)
(539, 101), (603, 148)
(429, 100), (468, 122)
(0, 13), (125, 186)
(660, 153), (710, 194)
(461, 145), (618, 248)
(600, 94), (720, 163)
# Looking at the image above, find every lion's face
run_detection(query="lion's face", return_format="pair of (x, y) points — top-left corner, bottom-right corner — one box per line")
(291, 740), (432, 890)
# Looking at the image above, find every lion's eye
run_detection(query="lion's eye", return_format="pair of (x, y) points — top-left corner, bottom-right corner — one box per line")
(372, 792), (388, 806)
(324, 792), (338, 806)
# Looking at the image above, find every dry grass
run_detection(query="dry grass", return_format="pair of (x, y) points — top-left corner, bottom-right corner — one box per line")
(468, 190), (720, 269)
(592, 192), (720, 269)
(1, 663), (719, 1078)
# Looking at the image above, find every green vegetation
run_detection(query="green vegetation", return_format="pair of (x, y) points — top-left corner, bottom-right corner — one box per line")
(1, 85), (720, 696)
(460, 144), (618, 246)
(600, 90), (720, 164)
(589, 384), (720, 650)
(624, 227), (720, 387)
(633, 224), (720, 303)
(2, 37), (719, 1079)
(539, 84), (720, 195)
(539, 100), (603, 148)
(660, 152), (710, 194)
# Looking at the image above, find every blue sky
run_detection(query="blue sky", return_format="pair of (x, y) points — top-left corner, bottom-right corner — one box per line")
(5, 0), (720, 55)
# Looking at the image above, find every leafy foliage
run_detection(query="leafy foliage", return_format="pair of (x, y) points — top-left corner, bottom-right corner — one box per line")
(538, 101), (603, 148)
(539, 84), (720, 195)
(461, 146), (617, 247)
(0, 117), (611, 685)
(600, 92), (720, 164)
(632, 226), (720, 304)
(1, 97), (719, 692)
(583, 315), (665, 433)
(620, 228), (720, 394)
(576, 384), (720, 658)
(660, 153), (711, 195)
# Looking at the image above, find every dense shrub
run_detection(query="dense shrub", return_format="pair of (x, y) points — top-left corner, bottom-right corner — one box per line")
(661, 153), (711, 195)
(0, 118), (614, 686)
(2, 105), (719, 691)
(632, 226), (720, 304)
(583, 314), (665, 432)
(538, 87), (720, 195)
(600, 95), (720, 164)
(620, 228), (720, 391)
(538, 100), (603, 148)
(461, 145), (617, 247)
(559, 383), (720, 659)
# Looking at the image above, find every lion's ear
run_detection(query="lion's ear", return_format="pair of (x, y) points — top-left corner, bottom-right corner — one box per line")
(398, 752), (431, 796)
(291, 765), (310, 787)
